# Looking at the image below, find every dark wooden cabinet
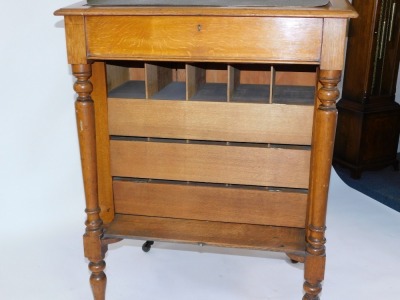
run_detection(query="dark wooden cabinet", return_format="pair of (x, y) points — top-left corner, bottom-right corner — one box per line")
(334, 0), (400, 178)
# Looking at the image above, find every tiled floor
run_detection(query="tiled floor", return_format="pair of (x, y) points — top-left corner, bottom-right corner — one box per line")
(2, 169), (399, 300)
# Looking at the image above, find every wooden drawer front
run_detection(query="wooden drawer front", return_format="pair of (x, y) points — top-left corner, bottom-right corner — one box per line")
(86, 16), (322, 62)
(113, 180), (307, 228)
(110, 140), (311, 189)
(108, 99), (314, 145)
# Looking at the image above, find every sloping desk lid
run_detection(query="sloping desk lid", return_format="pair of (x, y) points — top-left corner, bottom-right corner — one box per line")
(86, 0), (330, 7)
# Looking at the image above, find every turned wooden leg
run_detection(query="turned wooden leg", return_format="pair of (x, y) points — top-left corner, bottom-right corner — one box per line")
(303, 70), (341, 299)
(89, 261), (107, 300)
(303, 227), (326, 300)
(73, 63), (107, 300)
(84, 208), (108, 300)
(303, 282), (322, 300)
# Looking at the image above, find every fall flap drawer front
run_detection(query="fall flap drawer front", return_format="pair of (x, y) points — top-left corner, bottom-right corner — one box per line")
(85, 16), (323, 62)
(112, 179), (308, 228)
(109, 140), (311, 189)
(108, 99), (314, 145)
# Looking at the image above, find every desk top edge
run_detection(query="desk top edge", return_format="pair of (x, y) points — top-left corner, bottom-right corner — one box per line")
(54, 0), (357, 18)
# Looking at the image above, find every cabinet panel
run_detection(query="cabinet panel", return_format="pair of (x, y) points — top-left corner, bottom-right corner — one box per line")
(361, 112), (400, 162)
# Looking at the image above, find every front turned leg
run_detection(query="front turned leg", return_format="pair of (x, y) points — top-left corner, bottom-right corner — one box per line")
(89, 258), (107, 300)
(303, 227), (326, 300)
(73, 63), (107, 300)
(87, 238), (123, 299)
(83, 211), (108, 300)
(303, 70), (341, 299)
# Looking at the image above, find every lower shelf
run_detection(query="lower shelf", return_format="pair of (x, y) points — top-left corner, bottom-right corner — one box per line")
(104, 214), (306, 253)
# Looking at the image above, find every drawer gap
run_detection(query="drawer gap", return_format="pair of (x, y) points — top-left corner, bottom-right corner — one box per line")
(108, 80), (146, 99)
(107, 61), (146, 98)
(112, 176), (309, 193)
(187, 63), (228, 102)
(110, 135), (312, 149)
(229, 64), (271, 103)
(146, 62), (187, 100)
(271, 64), (317, 105)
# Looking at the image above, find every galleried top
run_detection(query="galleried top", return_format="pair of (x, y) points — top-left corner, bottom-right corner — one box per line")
(55, 0), (357, 18)
(86, 0), (330, 7)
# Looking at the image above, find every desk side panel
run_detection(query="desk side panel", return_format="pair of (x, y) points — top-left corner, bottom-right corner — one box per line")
(91, 62), (115, 224)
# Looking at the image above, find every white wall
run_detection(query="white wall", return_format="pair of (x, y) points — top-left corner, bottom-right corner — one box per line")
(0, 0), (85, 236)
(0, 3), (89, 295)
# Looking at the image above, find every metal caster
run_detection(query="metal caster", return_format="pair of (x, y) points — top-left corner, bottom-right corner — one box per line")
(142, 241), (154, 252)
(286, 252), (305, 264)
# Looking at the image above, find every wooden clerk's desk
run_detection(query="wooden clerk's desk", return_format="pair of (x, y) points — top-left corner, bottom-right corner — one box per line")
(55, 1), (357, 299)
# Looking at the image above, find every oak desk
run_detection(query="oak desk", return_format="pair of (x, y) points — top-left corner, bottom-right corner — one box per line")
(55, 1), (357, 299)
